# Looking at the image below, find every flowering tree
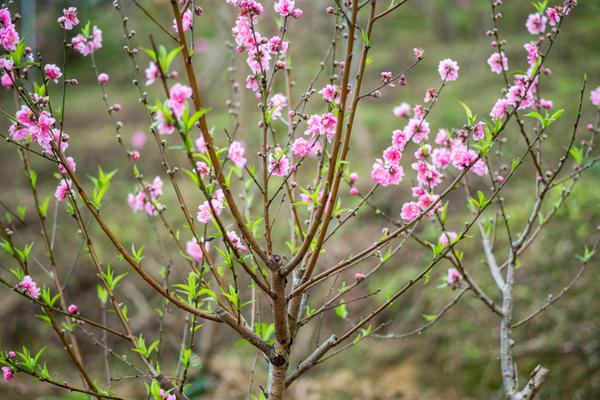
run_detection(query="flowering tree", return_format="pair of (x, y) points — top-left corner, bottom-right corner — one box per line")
(0, 0), (598, 399)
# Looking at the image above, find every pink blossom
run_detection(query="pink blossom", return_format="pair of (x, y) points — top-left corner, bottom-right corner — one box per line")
(274, 0), (295, 16)
(44, 64), (62, 83)
(131, 151), (140, 161)
(2, 366), (13, 382)
(446, 268), (463, 285)
(411, 185), (427, 198)
(414, 144), (431, 160)
(490, 98), (509, 120)
(401, 202), (420, 221)
(247, 45), (271, 73)
(471, 159), (488, 176)
(68, 304), (78, 314)
(246, 75), (259, 92)
(268, 36), (288, 54)
(413, 105), (424, 120)
(55, 179), (73, 201)
(473, 121), (486, 141)
(434, 129), (449, 146)
(173, 9), (193, 32)
(196, 190), (224, 223)
(411, 161), (441, 187)
(438, 59), (459, 81)
(546, 7), (560, 26)
(349, 172), (358, 183)
(526, 13), (547, 35)
(159, 389), (176, 400)
(58, 7), (79, 30)
(539, 98), (553, 110)
(8, 351), (15, 359)
(371, 159), (389, 186)
(98, 73), (109, 83)
(132, 131), (147, 148)
(393, 102), (411, 117)
(354, 273), (366, 280)
(268, 147), (290, 176)
(405, 118), (430, 143)
(228, 141), (247, 168)
(0, 9), (19, 51)
(424, 88), (436, 103)
(195, 161), (210, 178)
(590, 87), (600, 107)
(59, 157), (76, 174)
(268, 94), (287, 120)
(227, 230), (248, 253)
(381, 71), (395, 87)
(392, 129), (408, 151)
(145, 62), (158, 86)
(169, 83), (193, 118)
(350, 187), (359, 195)
(195, 135), (206, 153)
(291, 137), (311, 157)
(1, 72), (13, 87)
(524, 42), (539, 67)
(293, 8), (303, 18)
(383, 146), (402, 164)
(487, 52), (508, 74)
(318, 84), (339, 103)
(186, 237), (209, 262)
(413, 48), (423, 58)
(439, 231), (458, 247)
(18, 275), (41, 299)
(71, 26), (103, 56)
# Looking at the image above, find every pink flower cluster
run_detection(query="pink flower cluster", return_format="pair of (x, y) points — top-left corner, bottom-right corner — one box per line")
(197, 189), (225, 224)
(173, 9), (193, 33)
(127, 176), (165, 216)
(2, 366), (13, 382)
(8, 106), (69, 153)
(0, 8), (19, 51)
(591, 86), (600, 108)
(268, 94), (287, 120)
(318, 84), (340, 103)
(71, 26), (103, 56)
(55, 179), (74, 201)
(446, 267), (463, 285)
(525, 12), (547, 35)
(304, 113), (337, 142)
(18, 275), (41, 299)
(487, 52), (508, 74)
(268, 147), (290, 176)
(186, 237), (210, 263)
(44, 64), (62, 83)
(438, 59), (459, 81)
(57, 7), (79, 30)
(169, 83), (193, 118)
(227, 230), (248, 253)
(291, 137), (321, 158)
(228, 141), (247, 168)
(274, 0), (302, 17)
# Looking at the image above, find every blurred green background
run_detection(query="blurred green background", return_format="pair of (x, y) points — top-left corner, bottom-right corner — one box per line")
(1, 0), (600, 399)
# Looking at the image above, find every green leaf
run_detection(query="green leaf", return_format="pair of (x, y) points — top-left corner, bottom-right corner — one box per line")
(335, 300), (348, 319)
(422, 314), (437, 321)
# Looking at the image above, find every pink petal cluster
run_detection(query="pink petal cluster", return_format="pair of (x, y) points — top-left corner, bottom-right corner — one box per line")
(228, 140), (247, 168)
(438, 59), (459, 81)
(127, 176), (166, 216)
(227, 230), (248, 253)
(145, 62), (158, 86)
(0, 8), (19, 51)
(446, 267), (463, 285)
(304, 113), (337, 142)
(98, 73), (109, 83)
(169, 83), (193, 118)
(487, 52), (508, 74)
(2, 366), (13, 382)
(44, 64), (62, 84)
(546, 7), (561, 26)
(405, 118), (430, 143)
(58, 156), (77, 174)
(173, 9), (193, 32)
(18, 275), (41, 299)
(71, 26), (103, 56)
(318, 84), (340, 103)
(393, 102), (411, 117)
(268, 147), (290, 176)
(68, 304), (78, 314)
(186, 237), (210, 262)
(197, 189), (225, 224)
(159, 389), (176, 400)
(57, 7), (79, 30)
(525, 12), (547, 35)
(274, 0), (298, 17)
(292, 137), (322, 158)
(439, 231), (458, 247)
(590, 86), (600, 107)
(381, 71), (395, 87)
(268, 93), (287, 120)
